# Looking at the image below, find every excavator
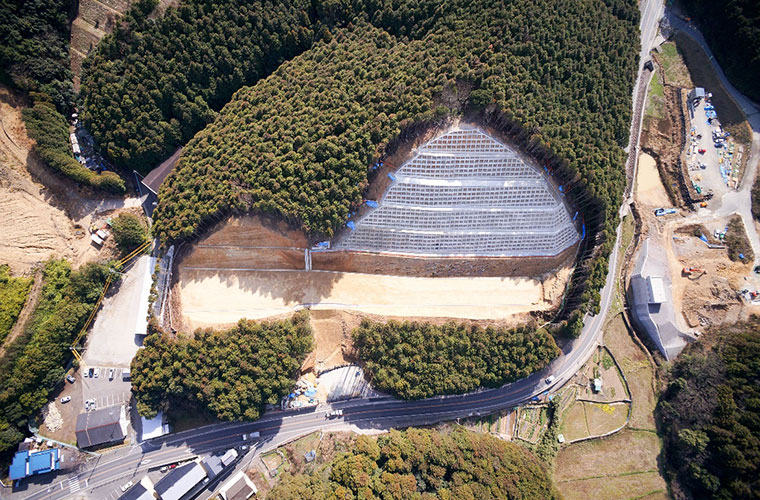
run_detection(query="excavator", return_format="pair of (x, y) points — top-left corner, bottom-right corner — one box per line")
(70, 239), (152, 369)
(682, 266), (706, 277)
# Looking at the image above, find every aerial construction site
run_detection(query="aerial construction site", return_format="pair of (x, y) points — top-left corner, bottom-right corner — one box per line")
(173, 125), (582, 330)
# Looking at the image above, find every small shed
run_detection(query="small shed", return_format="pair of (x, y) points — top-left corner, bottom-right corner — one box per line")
(593, 378), (603, 393)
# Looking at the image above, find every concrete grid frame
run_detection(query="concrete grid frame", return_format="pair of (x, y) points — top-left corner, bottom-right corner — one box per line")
(337, 126), (580, 257)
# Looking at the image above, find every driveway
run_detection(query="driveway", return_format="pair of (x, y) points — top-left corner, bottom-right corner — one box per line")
(83, 254), (154, 368)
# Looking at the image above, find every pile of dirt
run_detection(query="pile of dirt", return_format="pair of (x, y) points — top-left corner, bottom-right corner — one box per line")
(304, 310), (362, 373)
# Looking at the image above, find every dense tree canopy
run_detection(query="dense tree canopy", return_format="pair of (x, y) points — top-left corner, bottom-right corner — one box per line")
(130, 312), (312, 420)
(0, 0), (75, 111)
(83, 0), (639, 317)
(269, 427), (561, 500)
(353, 320), (560, 399)
(0, 260), (110, 454)
(682, 0), (760, 102)
(658, 318), (760, 499)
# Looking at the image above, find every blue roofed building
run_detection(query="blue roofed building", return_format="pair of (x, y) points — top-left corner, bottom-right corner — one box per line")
(9, 449), (60, 480)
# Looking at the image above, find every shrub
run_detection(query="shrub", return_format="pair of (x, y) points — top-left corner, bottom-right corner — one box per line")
(111, 213), (148, 254)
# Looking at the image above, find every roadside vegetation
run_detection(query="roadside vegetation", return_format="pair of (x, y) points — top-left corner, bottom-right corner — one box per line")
(111, 213), (149, 254)
(724, 215), (754, 263)
(681, 0), (760, 103)
(0, 265), (33, 346)
(130, 312), (312, 421)
(84, 0), (639, 322)
(0, 259), (110, 454)
(268, 427), (560, 500)
(352, 319), (559, 400)
(658, 317), (760, 499)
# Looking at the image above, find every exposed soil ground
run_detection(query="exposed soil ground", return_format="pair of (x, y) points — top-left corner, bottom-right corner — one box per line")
(175, 215), (575, 332)
(0, 84), (139, 274)
(636, 152), (671, 207)
(665, 216), (750, 329)
(302, 310), (363, 373)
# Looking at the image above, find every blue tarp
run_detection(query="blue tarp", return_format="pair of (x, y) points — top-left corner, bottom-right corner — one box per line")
(387, 173), (396, 181)
(700, 234), (709, 244)
(346, 221), (356, 230)
(304, 388), (317, 397)
(315, 241), (329, 249)
(365, 200), (379, 208)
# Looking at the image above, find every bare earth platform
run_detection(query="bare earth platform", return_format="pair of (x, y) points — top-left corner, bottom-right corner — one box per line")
(178, 268), (562, 328)
(174, 215), (574, 329)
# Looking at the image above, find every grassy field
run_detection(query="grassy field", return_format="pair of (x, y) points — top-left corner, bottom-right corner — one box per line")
(554, 313), (665, 499)
(604, 314), (657, 430)
(0, 264), (33, 345)
(656, 42), (693, 88)
(555, 429), (666, 500)
(644, 73), (666, 126)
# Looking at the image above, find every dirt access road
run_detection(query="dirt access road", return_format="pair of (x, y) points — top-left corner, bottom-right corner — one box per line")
(0, 84), (140, 274)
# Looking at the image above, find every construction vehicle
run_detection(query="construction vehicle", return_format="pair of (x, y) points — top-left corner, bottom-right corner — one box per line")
(654, 208), (677, 216)
(69, 239), (152, 369)
(682, 266), (706, 277)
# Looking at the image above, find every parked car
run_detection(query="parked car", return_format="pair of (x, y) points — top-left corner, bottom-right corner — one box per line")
(66, 375), (76, 383)
(545, 375), (555, 385)
(60, 396), (71, 404)
(108, 368), (114, 380)
(120, 481), (133, 492)
(160, 466), (168, 473)
(93, 368), (99, 378)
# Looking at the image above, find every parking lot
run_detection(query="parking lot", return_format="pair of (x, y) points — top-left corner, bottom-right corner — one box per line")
(81, 366), (132, 411)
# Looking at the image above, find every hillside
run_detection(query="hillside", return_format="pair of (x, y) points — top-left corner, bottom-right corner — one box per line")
(681, 0), (760, 103)
(83, 0), (639, 317)
(267, 427), (561, 500)
(658, 318), (760, 499)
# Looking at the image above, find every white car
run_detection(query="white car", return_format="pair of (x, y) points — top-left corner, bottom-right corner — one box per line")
(108, 368), (114, 380)
(326, 409), (344, 418)
(545, 375), (555, 385)
(120, 481), (133, 492)
(60, 396), (71, 404)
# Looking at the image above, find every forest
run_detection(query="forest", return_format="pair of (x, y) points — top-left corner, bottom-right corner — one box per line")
(682, 0), (760, 103)
(0, 260), (110, 455)
(268, 427), (561, 500)
(83, 0), (639, 319)
(0, 0), (75, 111)
(130, 312), (312, 421)
(658, 317), (760, 499)
(352, 320), (560, 399)
(0, 265), (33, 346)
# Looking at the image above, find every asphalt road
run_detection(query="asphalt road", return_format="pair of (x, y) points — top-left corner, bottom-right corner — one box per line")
(7, 3), (670, 500)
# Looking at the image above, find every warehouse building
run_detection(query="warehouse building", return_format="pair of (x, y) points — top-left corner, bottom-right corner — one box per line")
(75, 406), (128, 448)
(337, 126), (579, 257)
(628, 239), (689, 360)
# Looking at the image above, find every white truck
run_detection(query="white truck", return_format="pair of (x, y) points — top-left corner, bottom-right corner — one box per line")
(242, 431), (260, 441)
